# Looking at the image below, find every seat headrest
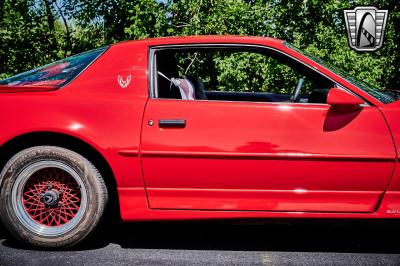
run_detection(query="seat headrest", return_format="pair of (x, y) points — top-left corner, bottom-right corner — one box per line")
(171, 78), (195, 100)
(186, 76), (208, 100)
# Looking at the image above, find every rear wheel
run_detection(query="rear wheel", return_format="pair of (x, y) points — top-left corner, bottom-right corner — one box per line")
(0, 146), (108, 248)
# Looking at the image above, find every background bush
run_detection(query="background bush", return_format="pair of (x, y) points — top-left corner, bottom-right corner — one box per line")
(0, 0), (398, 90)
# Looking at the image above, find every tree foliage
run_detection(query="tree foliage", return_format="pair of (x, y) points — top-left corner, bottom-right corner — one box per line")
(1, 0), (399, 90)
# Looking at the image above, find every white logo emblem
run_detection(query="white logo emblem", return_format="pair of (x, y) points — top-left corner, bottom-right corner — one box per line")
(118, 75), (132, 88)
(344, 6), (388, 52)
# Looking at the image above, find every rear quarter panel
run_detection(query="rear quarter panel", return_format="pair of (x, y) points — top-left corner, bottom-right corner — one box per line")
(0, 43), (148, 191)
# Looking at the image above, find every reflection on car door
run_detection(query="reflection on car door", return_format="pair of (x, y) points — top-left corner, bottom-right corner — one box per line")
(140, 99), (395, 212)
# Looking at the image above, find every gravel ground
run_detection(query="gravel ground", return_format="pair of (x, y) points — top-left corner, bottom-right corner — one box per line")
(1, 219), (400, 265)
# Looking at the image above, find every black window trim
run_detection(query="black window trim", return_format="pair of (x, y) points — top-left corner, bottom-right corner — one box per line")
(148, 43), (369, 106)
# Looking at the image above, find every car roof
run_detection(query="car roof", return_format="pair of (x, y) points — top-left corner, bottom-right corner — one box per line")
(112, 35), (285, 48)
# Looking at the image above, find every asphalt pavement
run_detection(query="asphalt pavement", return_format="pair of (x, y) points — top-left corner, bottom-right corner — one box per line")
(1, 219), (400, 265)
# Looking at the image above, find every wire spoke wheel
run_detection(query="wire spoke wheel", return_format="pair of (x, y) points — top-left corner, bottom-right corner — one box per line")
(11, 161), (88, 237)
(1, 146), (107, 248)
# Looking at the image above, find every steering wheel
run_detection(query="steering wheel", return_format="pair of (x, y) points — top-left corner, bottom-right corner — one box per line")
(291, 77), (305, 102)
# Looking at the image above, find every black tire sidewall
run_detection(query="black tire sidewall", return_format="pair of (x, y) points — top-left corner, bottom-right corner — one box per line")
(0, 146), (107, 248)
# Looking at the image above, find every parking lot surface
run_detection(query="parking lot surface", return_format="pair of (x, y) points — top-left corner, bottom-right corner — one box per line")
(1, 220), (400, 265)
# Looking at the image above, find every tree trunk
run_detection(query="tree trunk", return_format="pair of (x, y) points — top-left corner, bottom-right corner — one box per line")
(0, 0), (5, 23)
(43, 0), (55, 32)
(43, 0), (58, 53)
(54, 1), (71, 57)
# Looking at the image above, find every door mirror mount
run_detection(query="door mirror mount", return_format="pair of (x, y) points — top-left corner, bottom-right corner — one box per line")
(326, 87), (364, 106)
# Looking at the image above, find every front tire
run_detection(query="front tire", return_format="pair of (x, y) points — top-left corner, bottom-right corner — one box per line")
(0, 146), (108, 248)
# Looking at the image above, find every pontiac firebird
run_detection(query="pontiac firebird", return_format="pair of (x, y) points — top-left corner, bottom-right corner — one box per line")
(0, 36), (399, 248)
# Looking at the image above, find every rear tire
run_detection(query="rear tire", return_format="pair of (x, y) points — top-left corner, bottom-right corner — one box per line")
(0, 146), (108, 248)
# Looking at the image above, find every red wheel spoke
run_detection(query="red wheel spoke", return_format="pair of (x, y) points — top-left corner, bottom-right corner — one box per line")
(23, 193), (41, 201)
(59, 209), (75, 218)
(64, 201), (80, 210)
(22, 167), (81, 227)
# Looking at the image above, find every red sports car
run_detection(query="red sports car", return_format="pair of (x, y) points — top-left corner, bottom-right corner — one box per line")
(0, 36), (399, 248)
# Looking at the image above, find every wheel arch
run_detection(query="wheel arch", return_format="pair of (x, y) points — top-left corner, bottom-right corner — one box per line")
(0, 131), (120, 220)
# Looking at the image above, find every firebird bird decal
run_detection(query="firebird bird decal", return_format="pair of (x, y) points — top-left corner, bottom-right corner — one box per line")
(117, 75), (132, 88)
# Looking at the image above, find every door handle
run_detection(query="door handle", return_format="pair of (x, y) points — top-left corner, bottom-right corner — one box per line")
(158, 119), (186, 128)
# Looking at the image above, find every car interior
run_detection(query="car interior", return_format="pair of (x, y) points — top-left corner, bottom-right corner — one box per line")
(153, 47), (333, 104)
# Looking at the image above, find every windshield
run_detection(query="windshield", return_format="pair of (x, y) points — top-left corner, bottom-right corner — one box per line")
(0, 46), (108, 87)
(284, 42), (396, 104)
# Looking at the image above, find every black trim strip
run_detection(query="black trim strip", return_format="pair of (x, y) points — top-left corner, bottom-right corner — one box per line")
(159, 119), (186, 128)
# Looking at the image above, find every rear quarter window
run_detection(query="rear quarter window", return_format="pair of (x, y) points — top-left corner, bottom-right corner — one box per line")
(0, 47), (108, 87)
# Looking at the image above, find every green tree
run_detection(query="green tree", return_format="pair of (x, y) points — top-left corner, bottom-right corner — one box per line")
(0, 0), (61, 79)
(0, 0), (399, 92)
(124, 0), (169, 39)
(66, 0), (134, 44)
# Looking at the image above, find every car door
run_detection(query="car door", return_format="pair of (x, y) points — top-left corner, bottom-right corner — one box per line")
(140, 45), (395, 213)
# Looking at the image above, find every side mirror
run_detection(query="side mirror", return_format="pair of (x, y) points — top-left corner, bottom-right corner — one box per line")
(326, 87), (364, 106)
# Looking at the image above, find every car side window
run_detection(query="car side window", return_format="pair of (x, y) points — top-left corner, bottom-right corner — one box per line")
(154, 47), (333, 104)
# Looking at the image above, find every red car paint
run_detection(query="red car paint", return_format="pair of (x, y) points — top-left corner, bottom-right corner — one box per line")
(1, 36), (399, 221)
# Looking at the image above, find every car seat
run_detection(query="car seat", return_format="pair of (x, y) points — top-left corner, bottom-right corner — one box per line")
(186, 76), (208, 100)
(170, 78), (196, 100)
(308, 88), (329, 103)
